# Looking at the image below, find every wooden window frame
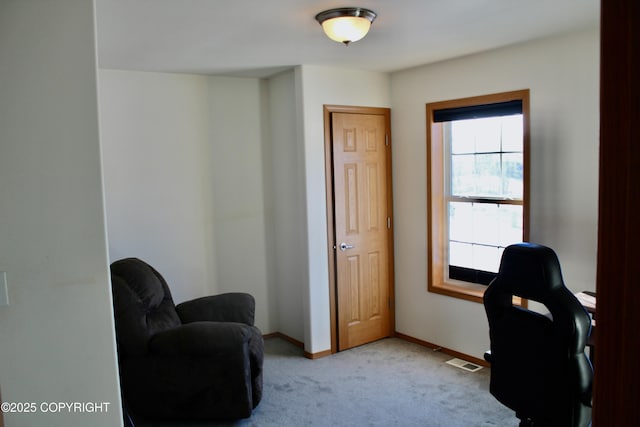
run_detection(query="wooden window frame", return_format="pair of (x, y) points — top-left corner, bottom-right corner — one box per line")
(426, 90), (530, 303)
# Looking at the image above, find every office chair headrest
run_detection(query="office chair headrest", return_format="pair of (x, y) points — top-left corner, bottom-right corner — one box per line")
(492, 243), (565, 303)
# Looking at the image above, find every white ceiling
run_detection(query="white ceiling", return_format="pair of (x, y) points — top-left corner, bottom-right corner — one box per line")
(95, 0), (599, 78)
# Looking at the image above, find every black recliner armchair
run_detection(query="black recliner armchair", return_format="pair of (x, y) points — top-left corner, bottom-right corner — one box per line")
(483, 243), (593, 427)
(110, 258), (263, 421)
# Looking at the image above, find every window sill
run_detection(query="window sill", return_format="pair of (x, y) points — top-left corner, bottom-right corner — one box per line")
(428, 279), (486, 304)
(428, 279), (526, 307)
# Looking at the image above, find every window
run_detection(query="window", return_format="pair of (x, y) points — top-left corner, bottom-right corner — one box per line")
(427, 90), (530, 303)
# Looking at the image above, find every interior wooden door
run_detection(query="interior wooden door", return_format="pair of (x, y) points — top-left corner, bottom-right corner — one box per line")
(331, 110), (392, 351)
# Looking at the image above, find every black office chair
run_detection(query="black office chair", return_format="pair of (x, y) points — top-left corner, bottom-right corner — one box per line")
(483, 243), (593, 427)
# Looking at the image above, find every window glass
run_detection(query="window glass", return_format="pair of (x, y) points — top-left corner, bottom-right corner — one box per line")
(447, 115), (523, 278)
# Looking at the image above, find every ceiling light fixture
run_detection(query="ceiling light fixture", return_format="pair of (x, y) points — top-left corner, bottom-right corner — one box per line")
(315, 7), (377, 46)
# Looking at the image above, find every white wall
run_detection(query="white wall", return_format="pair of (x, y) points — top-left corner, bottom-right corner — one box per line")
(296, 66), (391, 353)
(0, 1), (122, 426)
(266, 70), (306, 341)
(99, 69), (215, 303)
(208, 76), (273, 332)
(390, 28), (599, 359)
(99, 71), (276, 332)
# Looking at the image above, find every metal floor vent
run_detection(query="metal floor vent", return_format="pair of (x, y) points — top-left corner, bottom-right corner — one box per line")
(445, 358), (483, 372)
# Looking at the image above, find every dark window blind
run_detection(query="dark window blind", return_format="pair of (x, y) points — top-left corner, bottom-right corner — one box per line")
(433, 100), (522, 123)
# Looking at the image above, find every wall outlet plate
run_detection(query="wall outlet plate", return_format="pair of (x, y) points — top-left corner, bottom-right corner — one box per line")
(0, 272), (9, 306)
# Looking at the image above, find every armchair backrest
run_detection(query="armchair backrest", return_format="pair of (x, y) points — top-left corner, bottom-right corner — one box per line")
(111, 258), (181, 357)
(483, 243), (592, 427)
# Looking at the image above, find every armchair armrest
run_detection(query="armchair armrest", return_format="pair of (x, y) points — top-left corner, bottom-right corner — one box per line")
(176, 292), (255, 325)
(149, 321), (254, 357)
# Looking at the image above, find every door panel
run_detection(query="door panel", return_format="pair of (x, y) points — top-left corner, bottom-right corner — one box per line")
(332, 112), (391, 350)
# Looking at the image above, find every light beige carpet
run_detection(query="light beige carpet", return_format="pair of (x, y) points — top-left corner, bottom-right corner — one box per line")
(137, 336), (515, 426)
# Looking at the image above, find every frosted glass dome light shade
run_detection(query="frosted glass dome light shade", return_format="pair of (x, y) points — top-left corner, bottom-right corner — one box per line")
(315, 8), (377, 45)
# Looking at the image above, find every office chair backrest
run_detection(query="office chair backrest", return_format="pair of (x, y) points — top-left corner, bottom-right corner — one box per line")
(484, 243), (593, 427)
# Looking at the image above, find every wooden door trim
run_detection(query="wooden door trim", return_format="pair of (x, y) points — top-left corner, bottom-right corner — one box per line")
(323, 104), (395, 354)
